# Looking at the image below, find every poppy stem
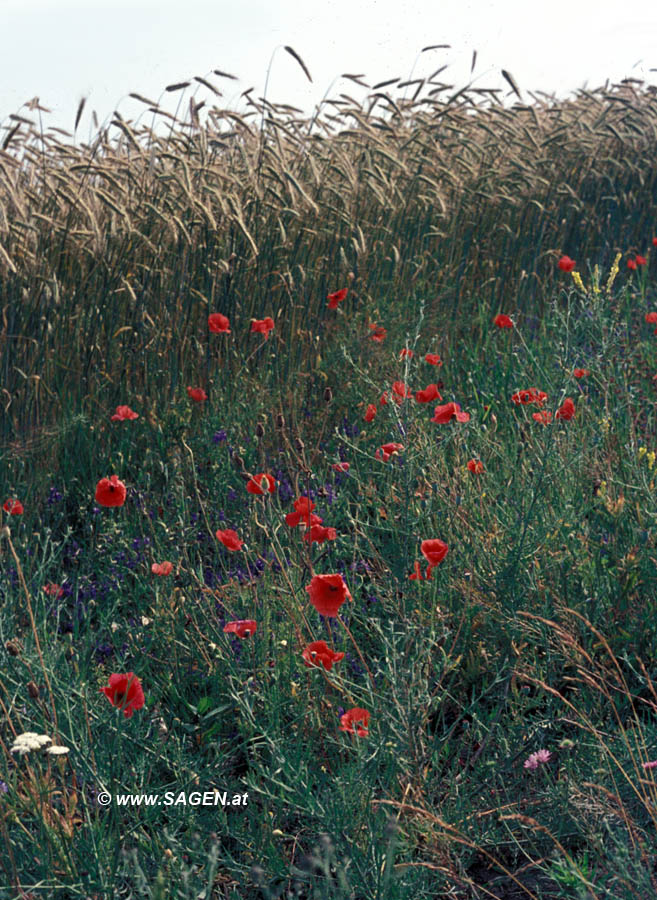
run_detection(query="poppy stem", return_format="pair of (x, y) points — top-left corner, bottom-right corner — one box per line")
(338, 618), (375, 687)
(4, 532), (58, 737)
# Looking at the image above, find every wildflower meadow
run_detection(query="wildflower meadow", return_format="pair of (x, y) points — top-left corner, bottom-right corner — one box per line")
(3, 59), (657, 898)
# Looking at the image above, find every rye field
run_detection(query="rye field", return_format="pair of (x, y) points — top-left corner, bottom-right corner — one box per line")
(3, 63), (657, 898)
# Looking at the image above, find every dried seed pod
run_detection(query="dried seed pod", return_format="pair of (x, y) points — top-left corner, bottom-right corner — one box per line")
(324, 387), (333, 403)
(255, 422), (265, 439)
(232, 453), (245, 470)
(27, 681), (40, 699)
(5, 640), (20, 657)
(276, 414), (285, 429)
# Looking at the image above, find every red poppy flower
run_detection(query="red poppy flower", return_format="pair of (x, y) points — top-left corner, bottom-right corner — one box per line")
(151, 561), (173, 576)
(415, 383), (442, 403)
(95, 475), (127, 508)
(380, 392), (388, 406)
(100, 672), (145, 719)
(43, 583), (64, 599)
(208, 312), (231, 333)
(494, 314), (514, 328)
(339, 707), (370, 737)
(558, 255), (576, 272)
(653, 238), (657, 247)
(327, 288), (348, 309)
(467, 459), (484, 474)
(645, 313), (657, 324)
(302, 640), (345, 671)
(636, 255), (647, 266)
(399, 348), (414, 359)
(216, 528), (244, 551)
(532, 410), (553, 425)
(409, 560), (425, 581)
(187, 387), (207, 402)
(628, 258), (637, 271)
(425, 353), (443, 366)
(3, 498), (24, 515)
(303, 524), (337, 544)
(246, 473), (276, 495)
(332, 462), (350, 472)
(285, 497), (321, 528)
(368, 324), (387, 342)
(555, 397), (575, 420)
(511, 388), (548, 406)
(223, 619), (257, 638)
(430, 402), (470, 424)
(375, 442), (404, 462)
(306, 573), (351, 617)
(250, 317), (275, 339)
(392, 381), (412, 403)
(111, 405), (139, 421)
(364, 404), (377, 423)
(573, 368), (590, 378)
(421, 539), (449, 567)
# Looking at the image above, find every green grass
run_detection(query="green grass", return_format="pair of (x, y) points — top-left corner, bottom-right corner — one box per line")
(2, 71), (657, 898)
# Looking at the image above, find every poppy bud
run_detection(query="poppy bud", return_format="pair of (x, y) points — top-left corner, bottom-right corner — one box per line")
(5, 640), (20, 657)
(295, 437), (305, 452)
(232, 453), (245, 470)
(276, 414), (285, 429)
(27, 680), (40, 699)
(255, 422), (265, 439)
(324, 387), (333, 403)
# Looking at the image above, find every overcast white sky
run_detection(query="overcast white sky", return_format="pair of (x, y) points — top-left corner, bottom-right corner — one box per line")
(2, 0), (657, 138)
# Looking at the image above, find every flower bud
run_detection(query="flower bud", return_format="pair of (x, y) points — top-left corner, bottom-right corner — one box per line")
(27, 681), (40, 699)
(324, 387), (333, 403)
(5, 640), (20, 657)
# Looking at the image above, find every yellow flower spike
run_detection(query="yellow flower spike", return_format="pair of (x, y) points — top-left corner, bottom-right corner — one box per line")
(605, 252), (622, 295)
(648, 451), (656, 470)
(571, 270), (586, 293)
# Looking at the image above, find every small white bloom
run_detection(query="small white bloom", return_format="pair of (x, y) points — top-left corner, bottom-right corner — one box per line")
(10, 732), (52, 755)
(46, 745), (70, 756)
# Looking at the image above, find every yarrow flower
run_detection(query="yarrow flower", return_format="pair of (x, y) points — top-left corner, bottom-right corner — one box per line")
(95, 475), (127, 508)
(302, 640), (345, 671)
(111, 405), (139, 421)
(208, 312), (231, 333)
(306, 573), (351, 617)
(100, 672), (145, 719)
(10, 733), (69, 756)
(250, 317), (275, 338)
(524, 749), (552, 770)
(151, 561), (173, 576)
(224, 619), (257, 638)
(3, 498), (24, 515)
(215, 528), (244, 551)
(494, 314), (513, 328)
(339, 707), (370, 737)
(187, 387), (207, 403)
